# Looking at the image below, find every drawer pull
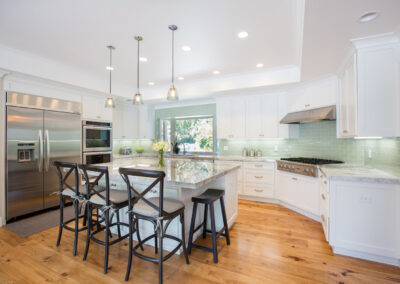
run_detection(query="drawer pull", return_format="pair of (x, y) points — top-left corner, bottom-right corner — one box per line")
(254, 189), (263, 192)
(255, 164), (263, 168)
(324, 181), (327, 184)
(259, 134), (264, 137)
(254, 176), (263, 179)
(343, 130), (348, 134)
(292, 177), (298, 181)
(305, 104), (310, 107)
(321, 194), (326, 200)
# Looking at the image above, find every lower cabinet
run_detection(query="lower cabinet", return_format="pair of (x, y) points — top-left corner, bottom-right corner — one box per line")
(276, 171), (320, 216)
(328, 179), (400, 265)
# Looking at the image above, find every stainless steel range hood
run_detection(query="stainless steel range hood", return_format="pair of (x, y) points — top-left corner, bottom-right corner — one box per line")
(280, 105), (336, 124)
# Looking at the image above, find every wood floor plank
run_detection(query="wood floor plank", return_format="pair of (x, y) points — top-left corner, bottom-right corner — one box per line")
(0, 200), (399, 283)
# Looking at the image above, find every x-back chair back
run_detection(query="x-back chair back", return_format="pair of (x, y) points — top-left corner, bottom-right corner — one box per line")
(79, 164), (110, 205)
(54, 161), (80, 198)
(119, 168), (166, 217)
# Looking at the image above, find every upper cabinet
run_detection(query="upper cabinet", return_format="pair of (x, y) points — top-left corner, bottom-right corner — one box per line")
(81, 95), (113, 121)
(245, 94), (278, 138)
(287, 76), (337, 113)
(113, 104), (155, 140)
(337, 34), (400, 138)
(216, 96), (246, 139)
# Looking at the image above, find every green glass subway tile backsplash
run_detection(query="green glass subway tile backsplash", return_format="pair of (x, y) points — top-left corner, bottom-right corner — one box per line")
(113, 139), (154, 154)
(219, 121), (400, 170)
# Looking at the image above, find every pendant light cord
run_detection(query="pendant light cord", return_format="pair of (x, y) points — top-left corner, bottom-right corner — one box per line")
(137, 39), (140, 92)
(172, 29), (174, 87)
(109, 47), (112, 94)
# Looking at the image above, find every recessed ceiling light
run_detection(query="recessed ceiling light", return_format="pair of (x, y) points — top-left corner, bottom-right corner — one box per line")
(106, 66), (114, 70)
(139, 57), (148, 62)
(182, 45), (191, 51)
(212, 70), (220, 75)
(148, 82), (155, 86)
(256, 63), (264, 68)
(178, 76), (184, 80)
(237, 31), (248, 39)
(358, 10), (379, 23)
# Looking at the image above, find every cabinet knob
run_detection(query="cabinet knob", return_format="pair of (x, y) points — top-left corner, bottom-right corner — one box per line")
(321, 194), (326, 200)
(343, 130), (348, 134)
(321, 214), (326, 223)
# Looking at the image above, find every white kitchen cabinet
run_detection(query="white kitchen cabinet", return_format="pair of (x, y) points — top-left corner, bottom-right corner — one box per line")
(81, 95), (113, 121)
(216, 96), (245, 139)
(287, 76), (337, 113)
(337, 53), (357, 138)
(242, 161), (275, 199)
(329, 179), (400, 266)
(245, 94), (278, 138)
(337, 35), (400, 138)
(138, 105), (154, 140)
(113, 104), (138, 139)
(276, 171), (320, 216)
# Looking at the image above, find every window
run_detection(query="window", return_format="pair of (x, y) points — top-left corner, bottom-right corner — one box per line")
(159, 116), (216, 153)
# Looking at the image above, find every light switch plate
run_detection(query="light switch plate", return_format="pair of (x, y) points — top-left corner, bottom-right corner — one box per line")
(223, 146), (229, 151)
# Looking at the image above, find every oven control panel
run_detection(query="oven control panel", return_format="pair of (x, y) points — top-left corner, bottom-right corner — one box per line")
(276, 161), (318, 177)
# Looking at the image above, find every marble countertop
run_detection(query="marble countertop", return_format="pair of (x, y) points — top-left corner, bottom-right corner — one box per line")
(98, 157), (240, 189)
(113, 153), (278, 163)
(319, 164), (400, 184)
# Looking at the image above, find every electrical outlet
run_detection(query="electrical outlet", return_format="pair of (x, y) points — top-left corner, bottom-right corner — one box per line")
(368, 149), (372, 159)
(274, 145), (278, 151)
(223, 146), (229, 151)
(359, 195), (372, 204)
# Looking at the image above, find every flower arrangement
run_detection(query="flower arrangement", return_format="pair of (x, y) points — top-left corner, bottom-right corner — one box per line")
(152, 140), (170, 167)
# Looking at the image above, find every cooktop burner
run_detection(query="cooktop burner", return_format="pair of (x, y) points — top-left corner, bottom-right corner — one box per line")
(280, 157), (344, 165)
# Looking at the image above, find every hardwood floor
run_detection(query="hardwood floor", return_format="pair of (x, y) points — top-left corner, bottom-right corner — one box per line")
(0, 200), (399, 283)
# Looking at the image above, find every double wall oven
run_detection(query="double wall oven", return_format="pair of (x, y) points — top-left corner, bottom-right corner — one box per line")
(82, 120), (113, 164)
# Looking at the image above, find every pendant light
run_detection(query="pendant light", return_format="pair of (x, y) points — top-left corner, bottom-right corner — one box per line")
(167, 25), (178, 101)
(133, 36), (144, 105)
(105, 45), (116, 108)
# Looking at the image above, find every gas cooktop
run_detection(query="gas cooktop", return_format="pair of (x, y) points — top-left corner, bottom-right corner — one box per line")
(280, 157), (344, 165)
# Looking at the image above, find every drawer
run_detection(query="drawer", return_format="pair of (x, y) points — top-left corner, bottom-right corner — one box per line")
(243, 183), (274, 198)
(244, 162), (275, 170)
(244, 169), (274, 184)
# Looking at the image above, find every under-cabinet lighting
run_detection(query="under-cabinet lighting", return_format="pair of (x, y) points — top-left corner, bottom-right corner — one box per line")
(354, 137), (382, 139)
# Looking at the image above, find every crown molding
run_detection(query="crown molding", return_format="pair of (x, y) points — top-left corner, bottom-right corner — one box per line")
(351, 32), (400, 49)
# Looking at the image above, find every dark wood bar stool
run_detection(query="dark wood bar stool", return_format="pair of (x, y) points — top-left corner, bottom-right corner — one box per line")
(119, 167), (190, 284)
(187, 188), (230, 263)
(54, 161), (88, 256)
(79, 164), (142, 274)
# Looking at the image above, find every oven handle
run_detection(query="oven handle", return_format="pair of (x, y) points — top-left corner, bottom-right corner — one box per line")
(83, 126), (112, 130)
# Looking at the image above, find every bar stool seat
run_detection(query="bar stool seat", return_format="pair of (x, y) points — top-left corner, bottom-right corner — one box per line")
(132, 197), (184, 217)
(89, 189), (132, 207)
(188, 188), (230, 264)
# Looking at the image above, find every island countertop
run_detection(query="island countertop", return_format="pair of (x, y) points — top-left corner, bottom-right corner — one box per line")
(97, 157), (240, 189)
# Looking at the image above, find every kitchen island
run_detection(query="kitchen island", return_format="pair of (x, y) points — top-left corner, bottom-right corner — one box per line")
(95, 157), (240, 253)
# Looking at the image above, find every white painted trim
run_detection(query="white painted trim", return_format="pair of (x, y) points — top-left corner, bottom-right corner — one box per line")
(333, 246), (400, 267)
(351, 32), (400, 49)
(154, 98), (216, 110)
(294, 0), (305, 68)
(239, 195), (279, 204)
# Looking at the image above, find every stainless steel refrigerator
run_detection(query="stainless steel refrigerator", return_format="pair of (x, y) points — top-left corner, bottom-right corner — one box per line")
(6, 92), (81, 221)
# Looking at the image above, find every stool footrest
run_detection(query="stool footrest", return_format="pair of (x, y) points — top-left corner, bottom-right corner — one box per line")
(191, 243), (213, 253)
(205, 227), (227, 239)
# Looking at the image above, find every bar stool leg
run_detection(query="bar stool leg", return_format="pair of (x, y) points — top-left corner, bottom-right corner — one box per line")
(157, 220), (163, 284)
(73, 200), (79, 256)
(83, 203), (92, 261)
(136, 219), (144, 251)
(116, 211), (121, 238)
(82, 203), (87, 226)
(56, 196), (64, 247)
(104, 209), (110, 274)
(202, 204), (208, 239)
(209, 202), (218, 263)
(180, 212), (190, 265)
(220, 196), (230, 245)
(154, 222), (158, 255)
(125, 214), (133, 281)
(187, 202), (198, 254)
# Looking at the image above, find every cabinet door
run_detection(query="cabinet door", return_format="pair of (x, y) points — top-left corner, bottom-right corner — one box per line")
(230, 97), (245, 138)
(260, 94), (278, 138)
(123, 106), (138, 139)
(357, 45), (400, 137)
(338, 54), (357, 138)
(112, 104), (124, 139)
(138, 106), (154, 139)
(216, 97), (231, 139)
(296, 176), (320, 216)
(245, 97), (262, 138)
(82, 96), (113, 121)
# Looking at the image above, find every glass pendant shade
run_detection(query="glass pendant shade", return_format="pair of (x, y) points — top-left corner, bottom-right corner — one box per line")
(105, 96), (115, 108)
(134, 92), (144, 105)
(167, 86), (178, 100)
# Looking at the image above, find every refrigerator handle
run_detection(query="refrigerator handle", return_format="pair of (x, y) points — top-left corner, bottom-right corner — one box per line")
(45, 129), (50, 172)
(38, 129), (43, 172)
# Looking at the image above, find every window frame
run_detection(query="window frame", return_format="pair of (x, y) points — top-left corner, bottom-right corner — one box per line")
(159, 115), (217, 155)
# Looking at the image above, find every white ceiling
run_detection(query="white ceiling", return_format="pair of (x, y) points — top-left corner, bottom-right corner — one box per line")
(0, 0), (399, 100)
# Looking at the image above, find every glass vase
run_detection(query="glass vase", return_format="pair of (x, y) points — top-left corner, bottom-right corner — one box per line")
(158, 150), (164, 167)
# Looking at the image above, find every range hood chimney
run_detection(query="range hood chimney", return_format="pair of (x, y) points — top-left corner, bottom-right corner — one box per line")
(280, 105), (336, 124)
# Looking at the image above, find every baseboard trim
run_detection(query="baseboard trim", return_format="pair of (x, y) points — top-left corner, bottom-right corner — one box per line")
(333, 246), (400, 267)
(238, 195), (279, 204)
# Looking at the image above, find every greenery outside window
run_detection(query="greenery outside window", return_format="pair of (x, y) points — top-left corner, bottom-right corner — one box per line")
(159, 115), (216, 154)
